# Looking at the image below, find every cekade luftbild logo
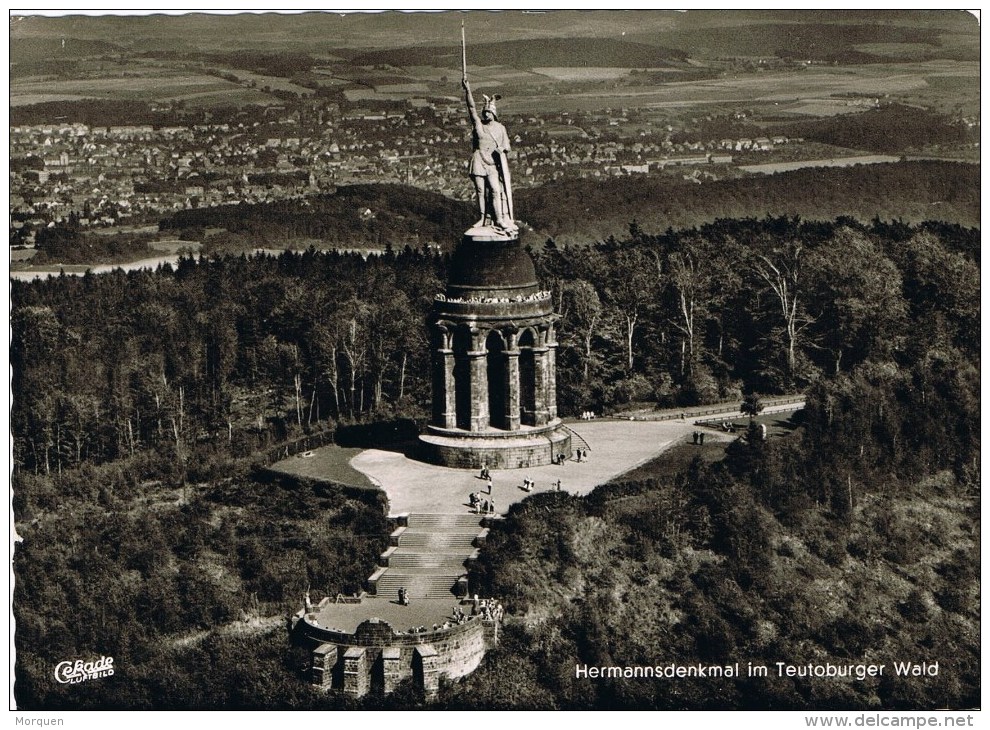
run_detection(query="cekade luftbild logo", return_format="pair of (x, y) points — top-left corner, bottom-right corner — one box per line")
(53, 656), (114, 684)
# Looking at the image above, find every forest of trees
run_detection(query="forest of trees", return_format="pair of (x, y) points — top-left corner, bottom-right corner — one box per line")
(517, 161), (980, 243)
(13, 217), (978, 481)
(451, 305), (980, 708)
(443, 217), (980, 710)
(451, 384), (980, 709)
(14, 470), (389, 709)
(152, 162), (980, 251)
(784, 105), (978, 155)
(160, 185), (477, 250)
(31, 215), (160, 265)
(11, 214), (980, 709)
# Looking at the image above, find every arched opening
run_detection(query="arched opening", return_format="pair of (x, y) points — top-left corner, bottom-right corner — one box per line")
(453, 328), (473, 430)
(518, 328), (536, 426)
(486, 330), (506, 430)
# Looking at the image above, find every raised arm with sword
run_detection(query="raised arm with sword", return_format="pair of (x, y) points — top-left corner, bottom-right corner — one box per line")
(461, 22), (516, 232)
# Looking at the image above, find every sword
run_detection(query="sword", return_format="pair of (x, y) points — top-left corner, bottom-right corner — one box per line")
(461, 20), (467, 82)
(495, 150), (514, 223)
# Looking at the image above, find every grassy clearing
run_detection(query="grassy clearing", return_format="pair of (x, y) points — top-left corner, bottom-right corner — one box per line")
(614, 440), (730, 483)
(215, 68), (312, 94)
(532, 67), (636, 81)
(10, 93), (87, 106)
(266, 445), (378, 489)
(11, 74), (237, 103)
(10, 249), (38, 262)
(149, 240), (202, 254)
(782, 102), (870, 117)
(853, 42), (939, 59)
(163, 89), (280, 106)
(615, 411), (801, 484)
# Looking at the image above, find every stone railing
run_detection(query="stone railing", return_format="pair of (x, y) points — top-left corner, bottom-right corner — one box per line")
(595, 395), (806, 423)
(299, 611), (485, 647)
(434, 290), (551, 305)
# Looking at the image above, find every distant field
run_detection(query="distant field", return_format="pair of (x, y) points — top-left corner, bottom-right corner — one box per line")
(782, 102), (870, 117)
(149, 240), (202, 254)
(467, 66), (549, 85)
(10, 93), (86, 106)
(9, 41), (978, 119)
(220, 69), (313, 95)
(11, 73), (240, 103)
(163, 89), (280, 107)
(896, 71), (981, 115)
(342, 88), (415, 102)
(10, 249), (38, 262)
(8, 59), (300, 108)
(533, 67), (637, 82)
(508, 62), (970, 115)
(311, 70), (354, 86)
(853, 42), (938, 58)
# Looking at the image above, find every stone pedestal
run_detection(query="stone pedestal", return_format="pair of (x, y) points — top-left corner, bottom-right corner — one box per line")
(419, 227), (570, 468)
(415, 645), (441, 701)
(381, 647), (403, 694)
(311, 643), (337, 689)
(343, 646), (369, 698)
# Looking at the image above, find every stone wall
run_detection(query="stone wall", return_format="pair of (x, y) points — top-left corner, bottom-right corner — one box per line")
(419, 423), (571, 469)
(300, 615), (496, 699)
(422, 436), (570, 469)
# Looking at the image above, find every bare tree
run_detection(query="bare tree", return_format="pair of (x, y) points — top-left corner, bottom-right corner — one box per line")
(748, 238), (813, 377)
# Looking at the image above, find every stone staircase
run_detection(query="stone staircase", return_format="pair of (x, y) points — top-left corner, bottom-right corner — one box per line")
(561, 424), (591, 455)
(368, 513), (487, 600)
(387, 552), (471, 569)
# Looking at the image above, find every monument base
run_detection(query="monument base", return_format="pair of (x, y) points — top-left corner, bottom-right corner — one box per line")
(418, 421), (572, 470)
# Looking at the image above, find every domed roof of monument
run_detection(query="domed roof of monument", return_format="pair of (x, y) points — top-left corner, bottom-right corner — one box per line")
(448, 237), (537, 291)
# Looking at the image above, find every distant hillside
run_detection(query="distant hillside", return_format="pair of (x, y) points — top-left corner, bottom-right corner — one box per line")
(17, 10), (977, 61)
(159, 184), (476, 249)
(351, 38), (689, 70)
(659, 9), (977, 32)
(516, 161), (979, 243)
(10, 36), (121, 62)
(154, 162), (978, 251)
(11, 99), (167, 127)
(8, 10), (685, 54)
(629, 22), (972, 62)
(781, 105), (978, 154)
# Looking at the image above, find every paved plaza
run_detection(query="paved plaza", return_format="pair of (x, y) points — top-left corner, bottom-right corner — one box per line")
(352, 417), (710, 515)
(350, 402), (803, 515)
(311, 597), (463, 633)
(270, 403), (803, 517)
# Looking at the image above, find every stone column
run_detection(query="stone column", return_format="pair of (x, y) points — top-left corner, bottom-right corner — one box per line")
(468, 332), (489, 431)
(440, 348), (456, 428)
(415, 645), (440, 701)
(546, 325), (559, 421)
(431, 326), (457, 429)
(343, 646), (369, 698)
(532, 346), (550, 426)
(504, 331), (521, 430)
(382, 647), (403, 694)
(311, 643), (337, 689)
